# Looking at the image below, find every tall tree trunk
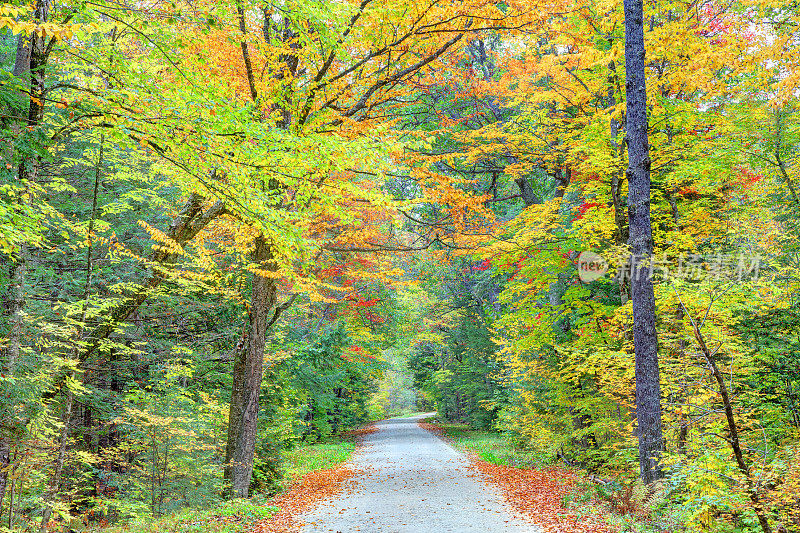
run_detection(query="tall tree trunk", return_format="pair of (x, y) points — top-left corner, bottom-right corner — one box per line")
(12, 35), (31, 80)
(224, 235), (277, 497)
(514, 177), (540, 206)
(0, 255), (25, 513)
(0, 444), (7, 516)
(554, 166), (571, 199)
(623, 0), (664, 484)
(222, 4), (299, 498)
(607, 57), (629, 305)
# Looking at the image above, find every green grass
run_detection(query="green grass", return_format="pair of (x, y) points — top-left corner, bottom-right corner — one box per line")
(92, 498), (279, 533)
(397, 410), (431, 418)
(280, 440), (355, 485)
(434, 422), (550, 468)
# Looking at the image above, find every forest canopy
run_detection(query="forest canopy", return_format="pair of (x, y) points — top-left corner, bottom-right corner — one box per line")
(1, 0), (800, 531)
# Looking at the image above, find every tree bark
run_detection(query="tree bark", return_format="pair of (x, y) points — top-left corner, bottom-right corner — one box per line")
(623, 0), (665, 484)
(607, 57), (629, 306)
(0, 443), (7, 516)
(6, 0), (49, 366)
(12, 35), (31, 79)
(224, 235), (277, 497)
(222, 6), (294, 498)
(0, 250), (26, 514)
(554, 166), (571, 199)
(1, 256), (25, 375)
(514, 177), (540, 206)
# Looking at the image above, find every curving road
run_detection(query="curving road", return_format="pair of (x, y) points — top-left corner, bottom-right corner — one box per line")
(298, 415), (538, 532)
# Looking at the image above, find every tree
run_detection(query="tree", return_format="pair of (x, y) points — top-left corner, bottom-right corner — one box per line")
(622, 0), (664, 484)
(152, 0), (530, 497)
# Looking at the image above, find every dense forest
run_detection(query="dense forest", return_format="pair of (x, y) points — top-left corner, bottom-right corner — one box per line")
(1, 0), (799, 531)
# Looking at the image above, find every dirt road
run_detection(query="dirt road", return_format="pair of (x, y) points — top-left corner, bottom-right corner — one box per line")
(298, 415), (538, 532)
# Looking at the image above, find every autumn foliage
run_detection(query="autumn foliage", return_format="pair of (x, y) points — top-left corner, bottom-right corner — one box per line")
(4, 0), (800, 529)
(253, 466), (357, 533)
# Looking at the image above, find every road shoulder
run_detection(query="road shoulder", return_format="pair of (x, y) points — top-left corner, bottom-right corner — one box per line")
(419, 420), (612, 533)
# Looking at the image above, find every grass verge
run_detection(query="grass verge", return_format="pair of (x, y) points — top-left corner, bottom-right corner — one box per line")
(422, 421), (549, 468)
(280, 440), (355, 487)
(397, 411), (432, 418)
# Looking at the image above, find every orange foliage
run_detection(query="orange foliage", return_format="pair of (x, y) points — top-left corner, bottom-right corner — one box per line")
(420, 422), (612, 533)
(254, 425), (377, 532)
(254, 465), (357, 533)
(473, 461), (612, 533)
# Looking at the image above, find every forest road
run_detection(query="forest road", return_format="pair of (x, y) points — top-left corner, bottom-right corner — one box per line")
(298, 414), (539, 532)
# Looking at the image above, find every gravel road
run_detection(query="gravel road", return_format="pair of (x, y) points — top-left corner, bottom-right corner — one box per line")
(298, 414), (538, 532)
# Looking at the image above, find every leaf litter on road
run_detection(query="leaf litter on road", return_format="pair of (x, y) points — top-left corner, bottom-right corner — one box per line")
(254, 425), (377, 532)
(420, 421), (612, 533)
(253, 465), (358, 533)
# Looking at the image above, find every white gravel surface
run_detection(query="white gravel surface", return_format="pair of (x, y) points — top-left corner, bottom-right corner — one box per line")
(298, 414), (539, 532)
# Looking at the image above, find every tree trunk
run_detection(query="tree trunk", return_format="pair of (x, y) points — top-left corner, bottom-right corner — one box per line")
(623, 0), (664, 484)
(554, 166), (571, 199)
(691, 319), (772, 533)
(222, 5), (298, 498)
(8, 0), (48, 364)
(12, 35), (31, 79)
(0, 440), (8, 516)
(514, 177), (540, 207)
(79, 194), (225, 362)
(224, 235), (277, 498)
(39, 391), (74, 532)
(0, 250), (26, 513)
(40, 136), (104, 532)
(607, 58), (629, 304)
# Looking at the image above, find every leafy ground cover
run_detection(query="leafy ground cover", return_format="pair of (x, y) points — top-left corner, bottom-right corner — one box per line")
(251, 464), (356, 533)
(87, 498), (280, 533)
(253, 424), (377, 532)
(420, 420), (614, 533)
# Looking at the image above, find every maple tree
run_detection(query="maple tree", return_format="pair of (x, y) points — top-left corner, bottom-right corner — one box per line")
(401, 0), (800, 531)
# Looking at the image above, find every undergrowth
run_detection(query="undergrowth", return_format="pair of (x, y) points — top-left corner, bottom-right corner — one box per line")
(79, 439), (356, 533)
(84, 498), (278, 533)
